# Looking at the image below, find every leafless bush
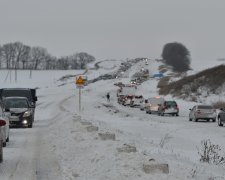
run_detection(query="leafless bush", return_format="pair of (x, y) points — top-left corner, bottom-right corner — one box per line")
(212, 101), (225, 109)
(198, 139), (225, 165)
(190, 96), (197, 102)
(159, 64), (225, 98)
(157, 76), (170, 88)
(187, 166), (198, 179)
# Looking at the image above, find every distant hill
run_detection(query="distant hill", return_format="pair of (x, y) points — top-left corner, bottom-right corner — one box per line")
(159, 64), (225, 102)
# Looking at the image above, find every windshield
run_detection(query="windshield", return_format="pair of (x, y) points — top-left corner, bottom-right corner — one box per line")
(165, 101), (177, 107)
(5, 99), (29, 108)
(149, 98), (164, 105)
(198, 105), (213, 109)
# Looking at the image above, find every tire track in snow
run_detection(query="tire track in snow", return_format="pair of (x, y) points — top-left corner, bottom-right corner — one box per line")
(58, 95), (76, 114)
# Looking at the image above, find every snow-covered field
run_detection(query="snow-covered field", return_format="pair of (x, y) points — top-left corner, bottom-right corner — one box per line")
(0, 60), (225, 180)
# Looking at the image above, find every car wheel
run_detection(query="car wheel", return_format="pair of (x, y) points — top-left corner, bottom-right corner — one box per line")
(6, 136), (9, 142)
(218, 117), (223, 126)
(28, 123), (33, 128)
(212, 118), (216, 122)
(189, 118), (192, 121)
(176, 113), (179, 116)
(194, 117), (198, 122)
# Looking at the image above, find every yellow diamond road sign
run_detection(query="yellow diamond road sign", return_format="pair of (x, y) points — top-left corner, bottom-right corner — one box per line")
(76, 76), (84, 85)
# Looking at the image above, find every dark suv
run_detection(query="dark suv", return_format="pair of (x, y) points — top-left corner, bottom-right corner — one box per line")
(3, 97), (34, 128)
(0, 88), (37, 128)
(158, 101), (179, 116)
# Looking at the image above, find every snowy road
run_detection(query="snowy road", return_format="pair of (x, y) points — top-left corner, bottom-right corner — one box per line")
(0, 91), (67, 180)
(0, 121), (62, 180)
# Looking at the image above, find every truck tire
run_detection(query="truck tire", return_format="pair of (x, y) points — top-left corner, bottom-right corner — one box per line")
(28, 123), (33, 128)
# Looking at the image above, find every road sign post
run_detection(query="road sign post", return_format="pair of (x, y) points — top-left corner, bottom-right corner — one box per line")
(76, 76), (85, 114)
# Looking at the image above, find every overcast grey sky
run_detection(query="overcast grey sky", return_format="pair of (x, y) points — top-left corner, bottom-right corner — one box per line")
(1, 0), (225, 64)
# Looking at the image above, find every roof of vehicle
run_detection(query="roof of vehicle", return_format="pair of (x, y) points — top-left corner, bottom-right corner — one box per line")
(165, 100), (177, 104)
(196, 105), (213, 109)
(3, 96), (29, 100)
(1, 88), (33, 90)
(148, 97), (165, 105)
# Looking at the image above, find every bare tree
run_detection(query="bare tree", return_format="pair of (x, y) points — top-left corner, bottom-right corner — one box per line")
(56, 57), (70, 69)
(67, 54), (79, 69)
(0, 43), (16, 69)
(75, 52), (95, 69)
(13, 42), (30, 69)
(0, 42), (96, 70)
(43, 55), (56, 70)
(30, 47), (49, 70)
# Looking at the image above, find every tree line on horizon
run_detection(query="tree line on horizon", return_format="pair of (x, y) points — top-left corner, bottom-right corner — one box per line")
(0, 42), (95, 70)
(0, 41), (191, 72)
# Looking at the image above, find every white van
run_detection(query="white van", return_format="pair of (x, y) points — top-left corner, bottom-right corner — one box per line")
(146, 97), (165, 114)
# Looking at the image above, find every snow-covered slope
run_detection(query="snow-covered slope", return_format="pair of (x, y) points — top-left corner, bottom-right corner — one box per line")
(1, 60), (225, 180)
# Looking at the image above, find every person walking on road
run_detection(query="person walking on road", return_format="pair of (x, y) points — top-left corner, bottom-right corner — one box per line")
(106, 93), (110, 102)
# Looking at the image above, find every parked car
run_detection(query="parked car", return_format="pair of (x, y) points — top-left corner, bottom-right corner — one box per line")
(123, 95), (133, 106)
(130, 96), (144, 108)
(140, 99), (148, 111)
(0, 119), (6, 163)
(217, 108), (225, 126)
(189, 105), (216, 122)
(146, 97), (165, 114)
(158, 101), (179, 116)
(0, 102), (9, 147)
(3, 97), (34, 128)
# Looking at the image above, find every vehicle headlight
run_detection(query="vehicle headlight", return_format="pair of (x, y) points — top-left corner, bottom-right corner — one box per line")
(23, 111), (31, 117)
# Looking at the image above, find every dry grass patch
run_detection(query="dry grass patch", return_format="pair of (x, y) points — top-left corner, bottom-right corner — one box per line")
(159, 64), (225, 99)
(212, 101), (225, 109)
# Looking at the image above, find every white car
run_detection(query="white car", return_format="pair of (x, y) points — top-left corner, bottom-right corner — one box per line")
(189, 105), (216, 122)
(0, 103), (10, 147)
